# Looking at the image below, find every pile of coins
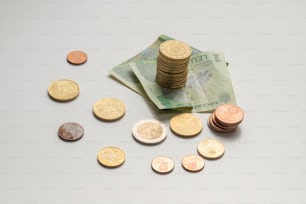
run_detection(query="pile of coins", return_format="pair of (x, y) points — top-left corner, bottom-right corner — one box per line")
(48, 50), (243, 174)
(156, 40), (192, 89)
(208, 104), (244, 133)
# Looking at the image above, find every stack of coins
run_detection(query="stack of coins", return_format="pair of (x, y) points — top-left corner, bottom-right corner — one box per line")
(208, 104), (244, 133)
(156, 40), (192, 89)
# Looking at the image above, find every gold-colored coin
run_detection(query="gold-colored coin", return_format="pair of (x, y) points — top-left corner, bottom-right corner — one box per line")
(97, 146), (125, 168)
(197, 138), (225, 159)
(159, 40), (192, 60)
(47, 79), (80, 102)
(181, 154), (205, 172)
(156, 40), (191, 89)
(93, 98), (126, 121)
(170, 113), (203, 137)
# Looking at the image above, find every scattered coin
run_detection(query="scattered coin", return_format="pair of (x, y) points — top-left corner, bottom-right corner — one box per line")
(132, 119), (167, 144)
(207, 104), (244, 133)
(48, 79), (80, 102)
(93, 98), (126, 121)
(151, 156), (175, 174)
(170, 113), (203, 137)
(197, 138), (225, 159)
(58, 122), (84, 141)
(67, 50), (88, 65)
(181, 154), (205, 172)
(97, 146), (125, 168)
(156, 40), (191, 89)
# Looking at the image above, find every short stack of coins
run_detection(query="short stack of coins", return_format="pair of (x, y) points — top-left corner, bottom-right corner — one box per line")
(208, 104), (244, 133)
(156, 40), (192, 89)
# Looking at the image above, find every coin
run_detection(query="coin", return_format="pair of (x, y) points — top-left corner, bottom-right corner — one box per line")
(97, 146), (125, 168)
(181, 154), (205, 172)
(214, 104), (244, 126)
(151, 156), (175, 174)
(67, 50), (88, 65)
(48, 79), (80, 102)
(156, 40), (191, 89)
(58, 122), (84, 141)
(197, 138), (225, 159)
(93, 98), (126, 121)
(170, 113), (203, 137)
(159, 40), (192, 60)
(132, 119), (167, 144)
(207, 114), (236, 133)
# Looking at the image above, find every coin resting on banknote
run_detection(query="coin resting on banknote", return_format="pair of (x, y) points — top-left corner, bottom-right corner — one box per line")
(110, 34), (237, 112)
(156, 40), (191, 89)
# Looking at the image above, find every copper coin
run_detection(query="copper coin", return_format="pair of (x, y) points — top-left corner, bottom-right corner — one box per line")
(212, 113), (237, 132)
(208, 114), (234, 133)
(151, 156), (175, 174)
(58, 122), (84, 141)
(181, 154), (205, 172)
(214, 104), (244, 126)
(67, 50), (88, 65)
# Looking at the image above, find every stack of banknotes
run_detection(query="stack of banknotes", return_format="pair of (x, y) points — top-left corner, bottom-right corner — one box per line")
(109, 34), (237, 112)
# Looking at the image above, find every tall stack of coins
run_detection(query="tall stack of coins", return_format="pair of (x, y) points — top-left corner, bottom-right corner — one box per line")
(208, 104), (244, 133)
(156, 40), (192, 89)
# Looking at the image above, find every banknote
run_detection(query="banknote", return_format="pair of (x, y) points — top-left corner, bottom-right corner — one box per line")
(130, 51), (236, 112)
(109, 34), (201, 95)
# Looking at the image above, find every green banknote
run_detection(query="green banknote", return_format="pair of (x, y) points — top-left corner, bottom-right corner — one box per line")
(130, 51), (236, 112)
(109, 34), (201, 94)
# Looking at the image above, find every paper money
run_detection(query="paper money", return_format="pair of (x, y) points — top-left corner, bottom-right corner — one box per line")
(130, 51), (236, 112)
(109, 34), (201, 95)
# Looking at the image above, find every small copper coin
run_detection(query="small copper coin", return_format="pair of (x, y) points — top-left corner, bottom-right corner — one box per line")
(197, 138), (225, 159)
(181, 154), (205, 172)
(97, 146), (125, 168)
(58, 122), (84, 141)
(151, 156), (175, 174)
(93, 98), (126, 121)
(67, 50), (88, 65)
(214, 104), (244, 126)
(170, 113), (203, 137)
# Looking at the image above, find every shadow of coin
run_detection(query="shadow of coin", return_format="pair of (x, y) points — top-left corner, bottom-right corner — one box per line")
(92, 111), (125, 122)
(131, 134), (167, 146)
(96, 158), (125, 169)
(210, 127), (242, 141)
(58, 134), (83, 142)
(47, 92), (78, 103)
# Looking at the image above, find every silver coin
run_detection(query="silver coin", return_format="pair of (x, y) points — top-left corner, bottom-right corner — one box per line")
(132, 119), (167, 144)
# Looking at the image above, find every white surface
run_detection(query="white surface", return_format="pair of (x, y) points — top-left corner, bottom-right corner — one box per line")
(0, 0), (306, 203)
